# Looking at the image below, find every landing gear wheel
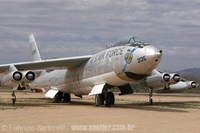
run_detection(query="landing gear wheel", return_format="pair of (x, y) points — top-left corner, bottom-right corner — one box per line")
(54, 95), (59, 102)
(63, 93), (71, 102)
(55, 91), (63, 102)
(105, 92), (115, 107)
(100, 94), (105, 105)
(58, 91), (63, 101)
(105, 97), (110, 107)
(108, 92), (115, 105)
(95, 94), (104, 106)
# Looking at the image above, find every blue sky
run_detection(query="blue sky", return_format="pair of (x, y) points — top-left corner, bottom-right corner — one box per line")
(0, 0), (200, 71)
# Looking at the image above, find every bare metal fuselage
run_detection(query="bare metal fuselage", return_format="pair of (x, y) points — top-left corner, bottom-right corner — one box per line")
(30, 44), (162, 95)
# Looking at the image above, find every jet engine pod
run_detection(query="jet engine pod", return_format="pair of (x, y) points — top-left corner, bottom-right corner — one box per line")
(13, 71), (23, 81)
(1, 71), (23, 87)
(22, 71), (36, 83)
(169, 73), (180, 84)
(154, 81), (188, 93)
(186, 81), (198, 90)
(140, 73), (171, 88)
(162, 73), (170, 82)
(155, 80), (198, 93)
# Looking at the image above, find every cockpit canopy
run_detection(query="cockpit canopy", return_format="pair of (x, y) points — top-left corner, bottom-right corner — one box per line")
(113, 36), (141, 46)
(113, 36), (149, 48)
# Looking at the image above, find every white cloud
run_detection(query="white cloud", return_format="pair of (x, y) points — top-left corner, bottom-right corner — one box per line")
(0, 0), (199, 71)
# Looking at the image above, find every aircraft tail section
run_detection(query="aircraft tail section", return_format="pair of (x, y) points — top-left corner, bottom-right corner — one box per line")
(29, 34), (42, 61)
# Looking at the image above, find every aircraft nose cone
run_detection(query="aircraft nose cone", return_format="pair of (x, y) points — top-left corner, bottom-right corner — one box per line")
(131, 45), (162, 74)
(138, 45), (162, 73)
(155, 50), (162, 61)
(145, 46), (162, 61)
(158, 50), (162, 56)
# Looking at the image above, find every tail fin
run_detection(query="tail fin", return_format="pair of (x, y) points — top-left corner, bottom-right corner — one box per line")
(29, 34), (42, 61)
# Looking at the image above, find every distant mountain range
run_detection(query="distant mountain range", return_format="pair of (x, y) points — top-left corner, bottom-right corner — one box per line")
(175, 68), (200, 79)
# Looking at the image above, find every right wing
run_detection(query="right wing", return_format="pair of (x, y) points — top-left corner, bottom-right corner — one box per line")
(140, 69), (198, 92)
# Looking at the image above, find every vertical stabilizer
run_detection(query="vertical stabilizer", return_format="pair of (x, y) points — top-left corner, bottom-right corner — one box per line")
(29, 34), (42, 61)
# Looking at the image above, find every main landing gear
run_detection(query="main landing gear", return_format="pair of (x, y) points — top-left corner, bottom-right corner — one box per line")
(95, 92), (115, 107)
(149, 88), (153, 105)
(54, 91), (71, 102)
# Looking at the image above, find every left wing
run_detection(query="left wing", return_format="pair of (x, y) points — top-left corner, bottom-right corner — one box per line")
(0, 34), (92, 75)
(0, 55), (92, 75)
(0, 34), (92, 90)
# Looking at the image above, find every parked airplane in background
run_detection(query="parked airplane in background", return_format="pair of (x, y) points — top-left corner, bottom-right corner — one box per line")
(0, 35), (198, 105)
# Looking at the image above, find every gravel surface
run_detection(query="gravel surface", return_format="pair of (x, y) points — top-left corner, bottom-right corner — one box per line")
(0, 91), (200, 133)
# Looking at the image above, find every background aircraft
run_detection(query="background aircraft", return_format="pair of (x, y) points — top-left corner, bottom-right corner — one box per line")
(0, 35), (198, 105)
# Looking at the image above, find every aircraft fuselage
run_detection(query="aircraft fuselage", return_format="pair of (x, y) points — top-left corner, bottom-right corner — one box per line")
(30, 44), (162, 95)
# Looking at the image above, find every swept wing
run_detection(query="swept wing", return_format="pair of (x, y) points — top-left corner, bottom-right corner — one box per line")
(0, 55), (91, 75)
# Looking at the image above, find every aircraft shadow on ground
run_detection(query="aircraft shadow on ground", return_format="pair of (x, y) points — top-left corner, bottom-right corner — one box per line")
(1, 97), (200, 113)
(68, 100), (191, 113)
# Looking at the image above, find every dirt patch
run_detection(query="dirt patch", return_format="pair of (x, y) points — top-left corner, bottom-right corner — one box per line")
(0, 91), (200, 133)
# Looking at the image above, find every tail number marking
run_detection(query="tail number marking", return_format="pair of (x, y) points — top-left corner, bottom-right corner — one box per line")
(137, 56), (146, 63)
(32, 49), (36, 55)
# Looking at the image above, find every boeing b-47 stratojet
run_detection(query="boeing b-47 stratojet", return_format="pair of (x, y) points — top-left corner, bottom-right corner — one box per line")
(0, 35), (198, 105)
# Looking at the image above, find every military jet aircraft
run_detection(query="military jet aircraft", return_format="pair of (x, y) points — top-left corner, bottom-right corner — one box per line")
(0, 35), (197, 105)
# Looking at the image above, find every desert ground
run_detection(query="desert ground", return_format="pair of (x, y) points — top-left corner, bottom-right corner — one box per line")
(0, 90), (200, 133)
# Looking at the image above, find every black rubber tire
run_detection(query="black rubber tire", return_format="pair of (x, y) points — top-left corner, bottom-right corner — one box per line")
(100, 94), (105, 105)
(57, 91), (63, 102)
(63, 93), (71, 102)
(54, 94), (59, 102)
(108, 92), (115, 105)
(95, 94), (105, 106)
(95, 94), (101, 106)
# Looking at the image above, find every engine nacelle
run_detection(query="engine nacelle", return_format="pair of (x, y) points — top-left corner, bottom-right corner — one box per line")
(155, 80), (198, 93)
(169, 73), (180, 84)
(155, 81), (188, 93)
(1, 71), (36, 88)
(140, 73), (170, 88)
(1, 71), (23, 87)
(21, 71), (36, 83)
(186, 81), (198, 90)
